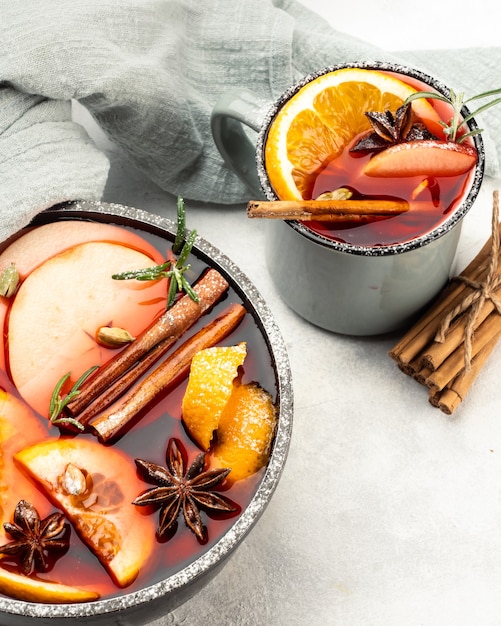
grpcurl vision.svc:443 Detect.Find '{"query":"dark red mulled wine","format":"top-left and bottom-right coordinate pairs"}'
top-left (0, 218), bottom-right (277, 601)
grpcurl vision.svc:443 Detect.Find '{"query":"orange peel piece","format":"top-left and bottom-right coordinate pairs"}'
top-left (182, 343), bottom-right (247, 450)
top-left (212, 382), bottom-right (277, 482)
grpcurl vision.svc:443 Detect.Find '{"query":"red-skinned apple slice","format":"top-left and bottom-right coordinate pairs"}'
top-left (15, 438), bottom-right (156, 588)
top-left (363, 140), bottom-right (477, 177)
top-left (8, 241), bottom-right (167, 418)
top-left (0, 221), bottom-right (165, 372)
top-left (0, 221), bottom-right (164, 278)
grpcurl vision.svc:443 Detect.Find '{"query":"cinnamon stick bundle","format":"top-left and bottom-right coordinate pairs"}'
top-left (389, 191), bottom-right (501, 414)
top-left (90, 303), bottom-right (246, 442)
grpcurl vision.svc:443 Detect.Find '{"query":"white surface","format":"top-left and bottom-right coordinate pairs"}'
top-left (74, 2), bottom-right (501, 625)
top-left (306, 0), bottom-right (499, 50)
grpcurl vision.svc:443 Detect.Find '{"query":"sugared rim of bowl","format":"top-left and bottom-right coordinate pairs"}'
top-left (0, 201), bottom-right (293, 620)
top-left (256, 60), bottom-right (485, 257)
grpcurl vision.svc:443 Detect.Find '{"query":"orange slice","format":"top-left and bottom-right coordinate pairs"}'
top-left (264, 67), bottom-right (443, 200)
top-left (0, 567), bottom-right (99, 603)
top-left (0, 393), bottom-right (98, 603)
top-left (182, 343), bottom-right (247, 450)
top-left (14, 438), bottom-right (156, 588)
top-left (0, 390), bottom-right (49, 544)
top-left (212, 383), bottom-right (277, 482)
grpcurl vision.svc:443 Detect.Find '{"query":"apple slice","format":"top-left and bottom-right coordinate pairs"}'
top-left (363, 140), bottom-right (477, 177)
top-left (15, 438), bottom-right (156, 588)
top-left (0, 220), bottom-right (164, 279)
top-left (8, 241), bottom-right (167, 418)
top-left (0, 220), bottom-right (165, 373)
top-left (0, 567), bottom-right (100, 603)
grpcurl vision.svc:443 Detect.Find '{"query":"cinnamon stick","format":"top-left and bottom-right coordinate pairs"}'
top-left (413, 365), bottom-right (433, 385)
top-left (419, 295), bottom-right (495, 371)
top-left (66, 268), bottom-right (229, 416)
top-left (434, 333), bottom-right (501, 414)
top-left (388, 224), bottom-right (500, 367)
top-left (425, 311), bottom-right (501, 393)
top-left (89, 303), bottom-right (246, 442)
top-left (389, 192), bottom-right (501, 413)
top-left (246, 199), bottom-right (409, 221)
top-left (73, 334), bottom-right (178, 427)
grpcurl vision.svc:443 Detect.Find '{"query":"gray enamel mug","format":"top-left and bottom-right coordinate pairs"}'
top-left (211, 61), bottom-right (485, 335)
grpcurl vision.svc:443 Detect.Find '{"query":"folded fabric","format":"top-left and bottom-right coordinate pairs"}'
top-left (1, 0), bottom-right (500, 241)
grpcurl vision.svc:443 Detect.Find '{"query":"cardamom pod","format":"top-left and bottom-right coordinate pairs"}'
top-left (97, 326), bottom-right (135, 348)
top-left (0, 263), bottom-right (20, 298)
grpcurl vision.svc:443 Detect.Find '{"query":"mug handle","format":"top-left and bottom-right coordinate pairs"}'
top-left (211, 88), bottom-right (270, 198)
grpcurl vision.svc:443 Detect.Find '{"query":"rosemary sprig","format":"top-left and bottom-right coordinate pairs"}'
top-left (111, 261), bottom-right (171, 282)
top-left (111, 197), bottom-right (199, 309)
top-left (49, 366), bottom-right (99, 430)
top-left (173, 196), bottom-right (186, 255)
top-left (405, 87), bottom-right (501, 143)
top-left (166, 228), bottom-right (199, 308)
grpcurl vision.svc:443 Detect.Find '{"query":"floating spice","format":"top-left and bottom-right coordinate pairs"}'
top-left (133, 438), bottom-right (238, 542)
top-left (96, 326), bottom-right (135, 348)
top-left (0, 500), bottom-right (69, 575)
top-left (0, 263), bottom-right (20, 298)
top-left (350, 102), bottom-right (435, 154)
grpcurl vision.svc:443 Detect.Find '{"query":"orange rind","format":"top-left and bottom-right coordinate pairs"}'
top-left (212, 382), bottom-right (277, 482)
top-left (0, 566), bottom-right (100, 603)
top-left (182, 343), bottom-right (247, 450)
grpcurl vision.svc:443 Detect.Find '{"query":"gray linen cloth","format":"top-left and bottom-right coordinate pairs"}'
top-left (1, 0), bottom-right (500, 242)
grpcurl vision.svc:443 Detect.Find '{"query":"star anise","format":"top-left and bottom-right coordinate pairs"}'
top-left (133, 438), bottom-right (238, 543)
top-left (350, 102), bottom-right (436, 154)
top-left (0, 500), bottom-right (69, 575)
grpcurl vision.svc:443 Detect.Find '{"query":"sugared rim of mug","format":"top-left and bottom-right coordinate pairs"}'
top-left (256, 60), bottom-right (486, 257)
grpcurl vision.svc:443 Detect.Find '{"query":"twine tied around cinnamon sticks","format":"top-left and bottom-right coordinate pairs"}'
top-left (435, 190), bottom-right (501, 372)
top-left (389, 190), bottom-right (501, 414)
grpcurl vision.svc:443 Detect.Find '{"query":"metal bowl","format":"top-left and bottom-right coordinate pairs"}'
top-left (0, 201), bottom-right (293, 626)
